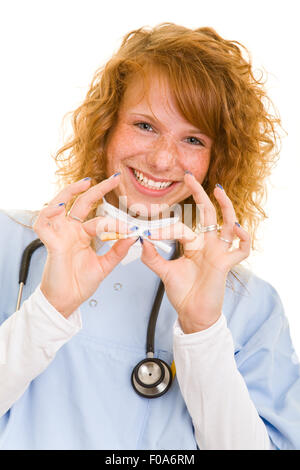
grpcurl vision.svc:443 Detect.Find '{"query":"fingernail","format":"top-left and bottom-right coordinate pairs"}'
top-left (58, 202), bottom-right (65, 206)
top-left (139, 236), bottom-right (144, 245)
top-left (109, 171), bottom-right (121, 179)
top-left (235, 221), bottom-right (241, 227)
top-left (78, 177), bottom-right (91, 182)
top-left (184, 170), bottom-right (193, 175)
top-left (216, 183), bottom-right (223, 190)
top-left (129, 225), bottom-right (139, 231)
top-left (143, 229), bottom-right (151, 237)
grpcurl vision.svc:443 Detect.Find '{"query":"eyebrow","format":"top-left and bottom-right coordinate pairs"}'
top-left (129, 112), bottom-right (206, 136)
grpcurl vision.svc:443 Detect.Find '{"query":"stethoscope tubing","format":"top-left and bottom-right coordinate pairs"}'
top-left (16, 238), bottom-right (180, 398)
top-left (16, 238), bottom-right (44, 310)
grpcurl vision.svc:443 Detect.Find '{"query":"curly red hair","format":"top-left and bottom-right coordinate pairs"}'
top-left (54, 23), bottom-right (282, 249)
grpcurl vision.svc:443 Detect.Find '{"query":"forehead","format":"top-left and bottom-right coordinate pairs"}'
top-left (119, 70), bottom-right (180, 118)
top-left (117, 66), bottom-right (214, 139)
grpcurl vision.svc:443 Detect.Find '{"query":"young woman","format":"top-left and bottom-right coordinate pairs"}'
top-left (0, 23), bottom-right (299, 450)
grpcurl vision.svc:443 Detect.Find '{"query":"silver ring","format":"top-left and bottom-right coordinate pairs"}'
top-left (195, 224), bottom-right (221, 234)
top-left (219, 237), bottom-right (233, 244)
top-left (67, 212), bottom-right (84, 223)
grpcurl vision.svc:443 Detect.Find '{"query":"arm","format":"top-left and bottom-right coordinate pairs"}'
top-left (0, 174), bottom-right (136, 417)
top-left (0, 285), bottom-right (81, 417)
top-left (173, 314), bottom-right (272, 450)
top-left (174, 279), bottom-right (300, 450)
top-left (140, 175), bottom-right (299, 449)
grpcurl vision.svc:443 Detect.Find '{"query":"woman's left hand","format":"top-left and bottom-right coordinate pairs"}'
top-left (141, 173), bottom-right (251, 334)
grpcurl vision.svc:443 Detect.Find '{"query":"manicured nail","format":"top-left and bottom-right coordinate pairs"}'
top-left (58, 202), bottom-right (65, 206)
top-left (143, 229), bottom-right (151, 237)
top-left (235, 222), bottom-right (241, 227)
top-left (78, 177), bottom-right (91, 182)
top-left (109, 171), bottom-right (121, 179)
top-left (184, 170), bottom-right (193, 175)
top-left (139, 236), bottom-right (144, 245)
top-left (216, 183), bottom-right (223, 190)
top-left (129, 225), bottom-right (139, 231)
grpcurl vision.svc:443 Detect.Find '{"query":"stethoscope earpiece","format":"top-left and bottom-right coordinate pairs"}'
top-left (131, 357), bottom-right (173, 398)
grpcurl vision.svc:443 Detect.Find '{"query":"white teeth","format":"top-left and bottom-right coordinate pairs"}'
top-left (133, 169), bottom-right (172, 190)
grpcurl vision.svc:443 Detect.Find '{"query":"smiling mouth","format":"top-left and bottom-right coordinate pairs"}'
top-left (130, 167), bottom-right (175, 190)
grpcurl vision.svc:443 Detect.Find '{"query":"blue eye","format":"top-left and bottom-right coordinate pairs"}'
top-left (135, 122), bottom-right (154, 132)
top-left (185, 136), bottom-right (204, 146)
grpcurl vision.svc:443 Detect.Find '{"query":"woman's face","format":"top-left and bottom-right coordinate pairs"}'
top-left (105, 72), bottom-right (212, 218)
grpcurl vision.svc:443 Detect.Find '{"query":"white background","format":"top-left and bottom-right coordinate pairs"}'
top-left (0, 0), bottom-right (299, 353)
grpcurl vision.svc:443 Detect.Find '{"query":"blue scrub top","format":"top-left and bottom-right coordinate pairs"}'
top-left (0, 208), bottom-right (299, 450)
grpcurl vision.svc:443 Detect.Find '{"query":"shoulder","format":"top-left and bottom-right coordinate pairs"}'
top-left (227, 264), bottom-right (282, 309)
top-left (0, 208), bottom-right (40, 242)
top-left (0, 208), bottom-right (39, 230)
top-left (0, 208), bottom-right (43, 319)
top-left (224, 264), bottom-right (285, 349)
top-left (0, 208), bottom-right (40, 262)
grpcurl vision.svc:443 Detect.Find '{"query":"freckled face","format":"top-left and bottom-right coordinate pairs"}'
top-left (105, 73), bottom-right (212, 218)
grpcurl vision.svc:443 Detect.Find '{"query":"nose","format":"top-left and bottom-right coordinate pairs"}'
top-left (146, 135), bottom-right (178, 173)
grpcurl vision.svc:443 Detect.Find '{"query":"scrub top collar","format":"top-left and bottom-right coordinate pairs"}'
top-left (97, 196), bottom-right (180, 233)
top-left (96, 196), bottom-right (178, 264)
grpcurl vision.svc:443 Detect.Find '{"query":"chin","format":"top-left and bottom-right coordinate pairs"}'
top-left (123, 193), bottom-right (182, 220)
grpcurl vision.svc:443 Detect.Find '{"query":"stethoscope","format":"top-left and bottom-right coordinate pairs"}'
top-left (16, 238), bottom-right (180, 399)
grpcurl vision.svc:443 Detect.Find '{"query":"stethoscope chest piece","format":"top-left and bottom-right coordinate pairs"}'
top-left (131, 357), bottom-right (172, 398)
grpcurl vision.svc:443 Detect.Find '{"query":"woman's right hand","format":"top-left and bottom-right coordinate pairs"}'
top-left (33, 174), bottom-right (136, 318)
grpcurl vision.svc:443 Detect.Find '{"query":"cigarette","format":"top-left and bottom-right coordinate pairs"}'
top-left (99, 231), bottom-right (173, 254)
top-left (99, 232), bottom-right (137, 241)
